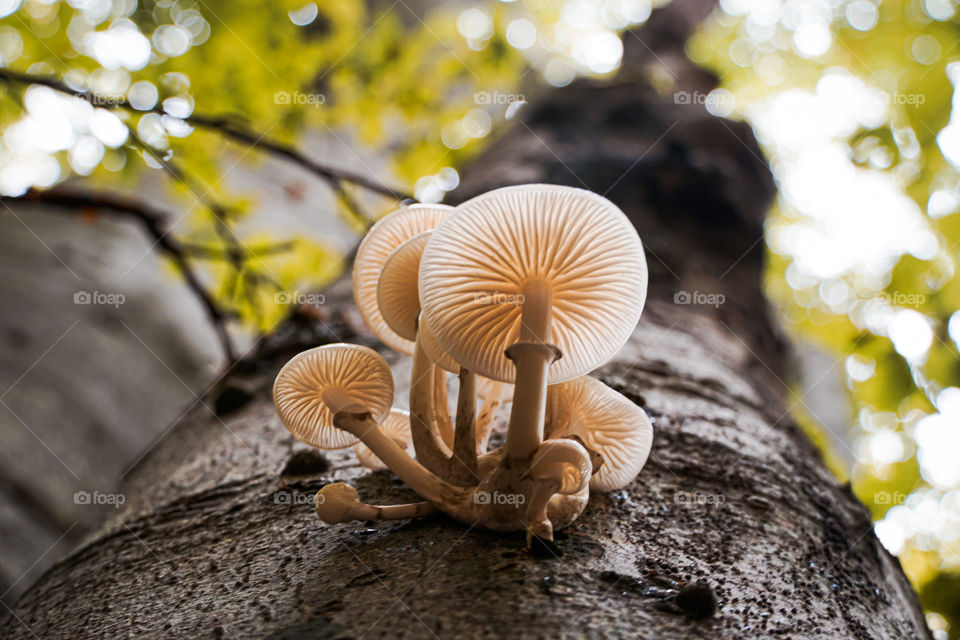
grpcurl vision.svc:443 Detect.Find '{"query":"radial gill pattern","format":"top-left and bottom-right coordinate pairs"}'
top-left (378, 231), bottom-right (432, 343)
top-left (420, 313), bottom-right (460, 373)
top-left (273, 344), bottom-right (394, 449)
top-left (353, 204), bottom-right (451, 354)
top-left (418, 184), bottom-right (647, 383)
top-left (546, 375), bottom-right (653, 491)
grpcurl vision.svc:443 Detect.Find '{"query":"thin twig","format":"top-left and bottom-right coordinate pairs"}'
top-left (0, 68), bottom-right (413, 201)
top-left (179, 241), bottom-right (295, 260)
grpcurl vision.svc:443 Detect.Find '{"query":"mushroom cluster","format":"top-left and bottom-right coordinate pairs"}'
top-left (273, 185), bottom-right (653, 545)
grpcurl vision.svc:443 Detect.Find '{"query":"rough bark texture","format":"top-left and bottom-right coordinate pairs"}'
top-left (2, 2), bottom-right (930, 638)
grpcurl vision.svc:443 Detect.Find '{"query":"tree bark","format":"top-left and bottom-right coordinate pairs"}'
top-left (1, 2), bottom-right (930, 638)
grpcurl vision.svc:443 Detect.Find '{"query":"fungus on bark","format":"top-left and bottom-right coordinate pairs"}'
top-left (546, 376), bottom-right (653, 491)
top-left (272, 183), bottom-right (653, 544)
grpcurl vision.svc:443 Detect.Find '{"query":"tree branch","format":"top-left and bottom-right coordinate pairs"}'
top-left (0, 68), bottom-right (414, 202)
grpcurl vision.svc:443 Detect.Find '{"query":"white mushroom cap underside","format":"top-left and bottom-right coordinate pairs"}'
top-left (547, 375), bottom-right (653, 491)
top-left (377, 231), bottom-right (432, 343)
top-left (273, 344), bottom-right (394, 449)
top-left (353, 205), bottom-right (451, 354)
top-left (419, 184), bottom-right (647, 383)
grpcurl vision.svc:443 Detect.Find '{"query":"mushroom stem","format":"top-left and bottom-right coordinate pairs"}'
top-left (334, 407), bottom-right (465, 508)
top-left (433, 367), bottom-right (455, 448)
top-left (316, 483), bottom-right (438, 524)
top-left (350, 500), bottom-right (438, 521)
top-left (503, 281), bottom-right (557, 465)
top-left (522, 439), bottom-right (592, 545)
top-left (320, 387), bottom-right (354, 414)
top-left (450, 368), bottom-right (478, 482)
top-left (410, 328), bottom-right (456, 478)
top-left (411, 325), bottom-right (483, 486)
top-left (525, 479), bottom-right (562, 544)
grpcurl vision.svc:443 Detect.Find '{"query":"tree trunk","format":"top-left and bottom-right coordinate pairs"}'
top-left (1, 2), bottom-right (930, 638)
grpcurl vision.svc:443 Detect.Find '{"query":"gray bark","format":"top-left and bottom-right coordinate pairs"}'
top-left (1, 2), bottom-right (930, 637)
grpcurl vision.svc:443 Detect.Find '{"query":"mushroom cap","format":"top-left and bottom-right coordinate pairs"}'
top-left (419, 313), bottom-right (460, 373)
top-left (273, 344), bottom-right (394, 449)
top-left (316, 483), bottom-right (360, 524)
top-left (377, 231), bottom-right (432, 343)
top-left (353, 204), bottom-right (451, 354)
top-left (546, 376), bottom-right (652, 491)
top-left (355, 408), bottom-right (412, 471)
top-left (418, 184), bottom-right (647, 383)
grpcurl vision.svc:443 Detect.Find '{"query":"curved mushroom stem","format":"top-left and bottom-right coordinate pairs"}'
top-left (315, 484), bottom-right (438, 524)
top-left (347, 500), bottom-right (438, 522)
top-left (410, 327), bottom-right (481, 486)
top-left (449, 368), bottom-right (478, 484)
top-left (410, 329), bottom-right (456, 477)
top-left (525, 480), bottom-right (562, 544)
top-left (334, 407), bottom-right (466, 508)
top-left (433, 367), bottom-right (455, 448)
top-left (503, 280), bottom-right (557, 467)
top-left (521, 439), bottom-right (591, 545)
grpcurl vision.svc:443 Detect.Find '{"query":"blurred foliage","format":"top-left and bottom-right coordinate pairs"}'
top-left (0, 0), bottom-right (657, 335)
top-left (0, 0), bottom-right (532, 333)
top-left (691, 0), bottom-right (960, 635)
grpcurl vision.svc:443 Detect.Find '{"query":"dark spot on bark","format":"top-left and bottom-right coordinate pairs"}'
top-left (675, 583), bottom-right (717, 619)
top-left (281, 450), bottom-right (329, 477)
top-left (6, 326), bottom-right (29, 349)
top-left (214, 383), bottom-right (254, 416)
top-left (528, 536), bottom-right (563, 559)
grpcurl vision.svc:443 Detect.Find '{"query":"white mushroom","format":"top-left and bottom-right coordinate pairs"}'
top-left (546, 376), bottom-right (653, 491)
top-left (419, 184), bottom-right (647, 468)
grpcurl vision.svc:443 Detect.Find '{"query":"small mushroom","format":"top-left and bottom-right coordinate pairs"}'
top-left (419, 184), bottom-right (647, 466)
top-left (315, 482), bottom-right (437, 524)
top-left (546, 376), bottom-right (653, 491)
top-left (354, 408), bottom-right (413, 471)
top-left (272, 345), bottom-right (455, 509)
top-left (273, 344), bottom-right (394, 449)
top-left (522, 438), bottom-right (592, 544)
top-left (353, 204), bottom-right (450, 354)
